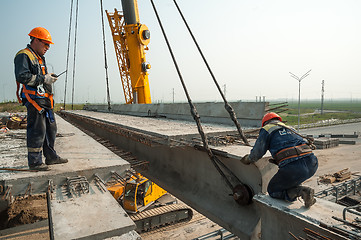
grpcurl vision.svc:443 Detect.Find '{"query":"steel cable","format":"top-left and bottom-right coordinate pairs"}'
top-left (150, 0), bottom-right (243, 191)
top-left (172, 0), bottom-right (249, 146)
top-left (71, 0), bottom-right (79, 110)
top-left (100, 0), bottom-right (112, 111)
top-left (63, 0), bottom-right (74, 109)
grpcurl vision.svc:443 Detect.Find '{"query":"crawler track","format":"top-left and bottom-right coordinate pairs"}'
top-left (130, 204), bottom-right (193, 233)
top-left (139, 208), bottom-right (205, 236)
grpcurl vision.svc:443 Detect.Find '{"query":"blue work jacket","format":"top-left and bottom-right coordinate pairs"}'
top-left (249, 120), bottom-right (310, 167)
top-left (14, 45), bottom-right (52, 109)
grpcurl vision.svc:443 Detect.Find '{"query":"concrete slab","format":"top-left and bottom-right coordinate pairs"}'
top-left (254, 194), bottom-right (355, 239)
top-left (67, 110), bottom-right (236, 137)
top-left (0, 114), bottom-right (131, 196)
top-left (0, 220), bottom-right (48, 239)
top-left (50, 181), bottom-right (135, 240)
top-left (84, 102), bottom-right (266, 128)
top-left (104, 230), bottom-right (141, 240)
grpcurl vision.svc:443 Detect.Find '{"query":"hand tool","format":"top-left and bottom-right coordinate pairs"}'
top-left (51, 70), bottom-right (67, 78)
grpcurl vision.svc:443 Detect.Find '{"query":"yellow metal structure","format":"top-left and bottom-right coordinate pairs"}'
top-left (107, 182), bottom-right (125, 200)
top-left (106, 7), bottom-right (152, 104)
top-left (123, 175), bottom-right (167, 213)
top-left (108, 173), bottom-right (167, 213)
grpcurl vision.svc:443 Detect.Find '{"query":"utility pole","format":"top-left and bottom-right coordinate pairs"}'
top-left (223, 84), bottom-right (226, 98)
top-left (321, 80), bottom-right (324, 115)
top-left (2, 84), bottom-right (5, 102)
top-left (172, 88), bottom-right (175, 103)
top-left (289, 69), bottom-right (312, 132)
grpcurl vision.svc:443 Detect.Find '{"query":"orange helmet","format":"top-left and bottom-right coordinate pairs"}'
top-left (262, 112), bottom-right (282, 126)
top-left (28, 27), bottom-right (54, 44)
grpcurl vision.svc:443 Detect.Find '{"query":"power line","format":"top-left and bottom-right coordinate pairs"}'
top-left (71, 0), bottom-right (79, 110)
top-left (63, 0), bottom-right (74, 109)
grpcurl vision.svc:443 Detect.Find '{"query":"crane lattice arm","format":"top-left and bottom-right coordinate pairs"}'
top-left (106, 4), bottom-right (152, 104)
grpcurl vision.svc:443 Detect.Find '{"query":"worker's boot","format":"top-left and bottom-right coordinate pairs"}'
top-left (29, 163), bottom-right (50, 171)
top-left (287, 186), bottom-right (316, 208)
top-left (45, 157), bottom-right (68, 165)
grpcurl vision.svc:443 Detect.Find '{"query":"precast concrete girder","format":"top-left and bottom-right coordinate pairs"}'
top-left (59, 110), bottom-right (353, 240)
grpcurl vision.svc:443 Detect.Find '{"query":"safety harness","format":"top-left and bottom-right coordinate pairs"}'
top-left (270, 122), bottom-right (316, 165)
top-left (16, 48), bottom-right (54, 113)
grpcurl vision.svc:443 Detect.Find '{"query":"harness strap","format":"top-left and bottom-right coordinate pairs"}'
top-left (274, 143), bottom-right (312, 165)
top-left (273, 122), bottom-right (316, 150)
top-left (16, 82), bottom-right (22, 103)
top-left (19, 48), bottom-right (53, 112)
top-left (24, 91), bottom-right (44, 113)
top-left (22, 88), bottom-right (52, 98)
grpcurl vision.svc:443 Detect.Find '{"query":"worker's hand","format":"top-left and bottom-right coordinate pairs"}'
top-left (44, 73), bottom-right (58, 84)
top-left (240, 154), bottom-right (252, 165)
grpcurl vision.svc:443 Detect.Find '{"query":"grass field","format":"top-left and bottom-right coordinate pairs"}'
top-left (273, 100), bottom-right (361, 125)
top-left (0, 101), bottom-right (85, 113)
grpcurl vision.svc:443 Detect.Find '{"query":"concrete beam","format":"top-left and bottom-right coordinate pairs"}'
top-left (254, 195), bottom-right (349, 239)
top-left (59, 110), bottom-right (357, 239)
top-left (84, 102), bottom-right (266, 128)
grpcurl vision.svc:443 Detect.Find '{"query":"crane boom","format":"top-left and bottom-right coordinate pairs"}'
top-left (106, 0), bottom-right (151, 104)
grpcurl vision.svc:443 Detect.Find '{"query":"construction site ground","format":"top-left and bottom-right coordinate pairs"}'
top-left (0, 113), bottom-right (360, 240)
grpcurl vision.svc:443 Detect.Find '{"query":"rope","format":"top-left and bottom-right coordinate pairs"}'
top-left (274, 122), bottom-right (316, 150)
top-left (63, 0), bottom-right (74, 109)
top-left (100, 0), bottom-right (111, 111)
top-left (150, 0), bottom-right (243, 191)
top-left (172, 0), bottom-right (250, 146)
top-left (71, 0), bottom-right (79, 110)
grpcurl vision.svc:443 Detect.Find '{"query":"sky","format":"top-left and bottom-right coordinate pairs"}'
top-left (1, 0), bottom-right (361, 104)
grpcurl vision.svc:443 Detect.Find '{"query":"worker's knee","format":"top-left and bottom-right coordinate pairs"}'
top-left (268, 190), bottom-right (286, 200)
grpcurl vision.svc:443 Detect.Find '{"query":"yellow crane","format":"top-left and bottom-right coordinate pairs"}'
top-left (106, 0), bottom-right (151, 104)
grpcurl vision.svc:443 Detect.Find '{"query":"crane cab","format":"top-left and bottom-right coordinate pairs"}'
top-left (123, 176), bottom-right (167, 213)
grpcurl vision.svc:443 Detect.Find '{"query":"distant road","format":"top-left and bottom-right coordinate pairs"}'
top-left (299, 122), bottom-right (361, 144)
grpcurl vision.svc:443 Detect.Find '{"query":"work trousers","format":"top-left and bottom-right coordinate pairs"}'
top-left (267, 154), bottom-right (318, 201)
top-left (26, 103), bottom-right (58, 166)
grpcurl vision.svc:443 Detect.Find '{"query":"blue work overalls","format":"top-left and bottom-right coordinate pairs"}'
top-left (14, 45), bottom-right (58, 166)
top-left (249, 121), bottom-right (318, 201)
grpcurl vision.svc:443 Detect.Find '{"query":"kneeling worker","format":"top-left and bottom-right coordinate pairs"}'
top-left (240, 112), bottom-right (318, 207)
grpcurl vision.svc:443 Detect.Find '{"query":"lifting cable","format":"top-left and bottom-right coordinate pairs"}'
top-left (71, 0), bottom-right (79, 110)
top-left (150, 0), bottom-right (252, 205)
top-left (100, 0), bottom-right (112, 111)
top-left (63, 0), bottom-right (74, 109)
top-left (172, 0), bottom-right (249, 146)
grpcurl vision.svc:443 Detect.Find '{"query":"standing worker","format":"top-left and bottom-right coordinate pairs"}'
top-left (14, 27), bottom-right (68, 171)
top-left (240, 112), bottom-right (318, 208)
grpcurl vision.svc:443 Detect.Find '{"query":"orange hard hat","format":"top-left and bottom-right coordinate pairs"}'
top-left (28, 27), bottom-right (54, 44)
top-left (262, 112), bottom-right (282, 127)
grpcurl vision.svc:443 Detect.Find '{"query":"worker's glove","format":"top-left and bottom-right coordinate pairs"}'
top-left (268, 158), bottom-right (278, 165)
top-left (44, 73), bottom-right (58, 85)
top-left (240, 154), bottom-right (252, 165)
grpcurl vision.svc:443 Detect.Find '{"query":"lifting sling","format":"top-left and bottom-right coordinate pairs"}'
top-left (150, 0), bottom-right (253, 205)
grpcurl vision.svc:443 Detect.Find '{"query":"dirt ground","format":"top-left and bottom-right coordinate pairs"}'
top-left (0, 195), bottom-right (47, 230)
top-left (0, 123), bottom-right (360, 239)
top-left (304, 143), bottom-right (361, 193)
